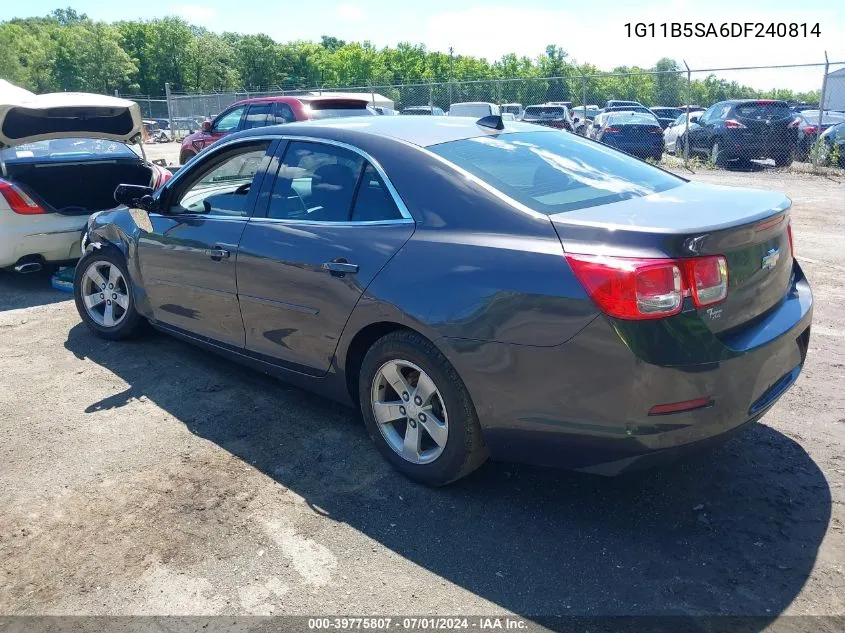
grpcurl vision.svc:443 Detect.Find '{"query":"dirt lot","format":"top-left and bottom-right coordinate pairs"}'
top-left (0, 164), bottom-right (843, 625)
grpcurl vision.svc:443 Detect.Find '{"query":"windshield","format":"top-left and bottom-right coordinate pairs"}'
top-left (0, 138), bottom-right (137, 163)
top-left (429, 131), bottom-right (682, 214)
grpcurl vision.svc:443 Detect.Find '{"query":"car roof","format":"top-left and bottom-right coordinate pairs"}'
top-left (232, 116), bottom-right (552, 148)
top-left (230, 95), bottom-right (369, 107)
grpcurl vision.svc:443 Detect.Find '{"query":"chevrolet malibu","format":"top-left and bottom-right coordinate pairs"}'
top-left (74, 116), bottom-right (812, 486)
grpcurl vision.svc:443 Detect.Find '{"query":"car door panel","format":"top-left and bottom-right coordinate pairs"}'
top-left (237, 220), bottom-right (414, 374)
top-left (138, 216), bottom-right (249, 344)
top-left (137, 140), bottom-right (275, 347)
top-left (235, 139), bottom-right (415, 375)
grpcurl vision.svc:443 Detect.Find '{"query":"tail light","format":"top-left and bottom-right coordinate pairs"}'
top-left (0, 179), bottom-right (45, 215)
top-left (787, 221), bottom-right (795, 258)
top-left (788, 118), bottom-right (802, 129)
top-left (801, 126), bottom-right (817, 134)
top-left (649, 127), bottom-right (663, 134)
top-left (724, 120), bottom-right (746, 129)
top-left (566, 254), bottom-right (729, 320)
top-left (152, 166), bottom-right (172, 189)
top-left (604, 126), bottom-right (621, 133)
top-left (681, 256), bottom-right (728, 307)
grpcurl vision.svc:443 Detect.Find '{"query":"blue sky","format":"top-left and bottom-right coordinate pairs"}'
top-left (3, 0), bottom-right (843, 91)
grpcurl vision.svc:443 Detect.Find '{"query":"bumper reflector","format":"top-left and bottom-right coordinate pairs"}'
top-left (648, 397), bottom-right (713, 416)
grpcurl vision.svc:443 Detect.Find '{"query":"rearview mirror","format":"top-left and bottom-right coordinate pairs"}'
top-left (202, 120), bottom-right (212, 132)
top-left (114, 184), bottom-right (156, 209)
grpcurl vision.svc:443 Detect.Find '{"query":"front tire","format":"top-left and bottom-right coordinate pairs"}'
top-left (73, 249), bottom-right (143, 340)
top-left (359, 330), bottom-right (487, 486)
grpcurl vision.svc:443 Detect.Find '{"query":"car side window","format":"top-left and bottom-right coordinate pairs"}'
top-left (835, 124), bottom-right (845, 140)
top-left (699, 104), bottom-right (719, 124)
top-left (172, 142), bottom-right (270, 217)
top-left (265, 141), bottom-right (364, 222)
top-left (211, 106), bottom-right (246, 133)
top-left (273, 102), bottom-right (296, 124)
top-left (672, 114), bottom-right (685, 126)
top-left (351, 165), bottom-right (402, 222)
top-left (242, 103), bottom-right (271, 130)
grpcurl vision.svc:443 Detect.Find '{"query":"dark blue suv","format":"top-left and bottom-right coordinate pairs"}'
top-left (686, 99), bottom-right (798, 167)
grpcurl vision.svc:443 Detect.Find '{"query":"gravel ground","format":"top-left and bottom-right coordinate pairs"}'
top-left (0, 162), bottom-right (843, 625)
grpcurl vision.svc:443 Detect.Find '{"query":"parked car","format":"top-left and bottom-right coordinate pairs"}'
top-left (179, 95), bottom-right (375, 164)
top-left (522, 104), bottom-right (574, 131)
top-left (792, 110), bottom-right (845, 161)
top-left (664, 111), bottom-right (703, 155)
top-left (401, 106), bottom-right (445, 116)
top-left (818, 122), bottom-right (845, 167)
top-left (588, 108), bottom-right (654, 139)
top-left (650, 107), bottom-right (685, 129)
top-left (593, 111), bottom-right (665, 160)
top-left (500, 103), bottom-right (524, 119)
top-left (74, 116), bottom-right (812, 485)
top-left (448, 102), bottom-right (500, 117)
top-left (0, 93), bottom-right (170, 272)
top-left (372, 106), bottom-right (399, 116)
top-left (686, 99), bottom-right (798, 167)
top-left (681, 105), bottom-right (705, 113)
top-left (571, 105), bottom-right (601, 121)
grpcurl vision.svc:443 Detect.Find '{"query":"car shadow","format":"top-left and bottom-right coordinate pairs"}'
top-left (0, 269), bottom-right (71, 311)
top-left (65, 323), bottom-right (831, 621)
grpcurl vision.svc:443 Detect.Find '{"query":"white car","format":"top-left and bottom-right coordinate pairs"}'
top-left (663, 111), bottom-right (703, 155)
top-left (0, 92), bottom-right (170, 272)
top-left (448, 102), bottom-right (500, 118)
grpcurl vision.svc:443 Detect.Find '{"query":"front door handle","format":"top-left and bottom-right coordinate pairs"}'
top-left (205, 248), bottom-right (230, 261)
top-left (322, 260), bottom-right (359, 276)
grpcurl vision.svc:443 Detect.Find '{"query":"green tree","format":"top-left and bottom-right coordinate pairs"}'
top-left (653, 57), bottom-right (682, 106)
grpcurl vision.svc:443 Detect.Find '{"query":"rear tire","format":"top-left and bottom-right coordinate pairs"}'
top-left (73, 249), bottom-right (143, 341)
top-left (710, 139), bottom-right (726, 166)
top-left (774, 153), bottom-right (793, 168)
top-left (358, 330), bottom-right (487, 486)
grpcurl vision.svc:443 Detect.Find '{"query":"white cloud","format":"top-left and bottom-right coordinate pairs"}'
top-left (338, 4), bottom-right (364, 21)
top-left (173, 4), bottom-right (217, 23)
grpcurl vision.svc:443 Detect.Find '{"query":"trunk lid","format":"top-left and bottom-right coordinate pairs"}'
top-left (551, 182), bottom-right (793, 334)
top-left (0, 93), bottom-right (143, 149)
top-left (732, 101), bottom-right (795, 151)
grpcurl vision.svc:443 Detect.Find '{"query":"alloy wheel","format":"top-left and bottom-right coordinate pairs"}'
top-left (370, 359), bottom-right (449, 464)
top-left (80, 260), bottom-right (130, 328)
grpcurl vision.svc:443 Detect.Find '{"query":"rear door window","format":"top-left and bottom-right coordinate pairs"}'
top-left (273, 102), bottom-right (296, 124)
top-left (242, 103), bottom-right (272, 130)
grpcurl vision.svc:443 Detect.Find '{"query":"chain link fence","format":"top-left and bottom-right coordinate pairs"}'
top-left (127, 60), bottom-right (845, 172)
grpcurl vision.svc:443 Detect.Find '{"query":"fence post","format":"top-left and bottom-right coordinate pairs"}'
top-left (164, 82), bottom-right (174, 139)
top-left (815, 52), bottom-right (830, 166)
top-left (683, 60), bottom-right (691, 166)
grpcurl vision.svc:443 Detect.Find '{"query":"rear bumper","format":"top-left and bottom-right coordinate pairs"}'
top-left (0, 209), bottom-right (86, 268)
top-left (445, 263), bottom-right (812, 475)
top-left (604, 138), bottom-right (664, 157)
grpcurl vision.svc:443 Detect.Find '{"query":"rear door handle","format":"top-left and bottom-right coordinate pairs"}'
top-left (205, 248), bottom-right (230, 261)
top-left (322, 260), bottom-right (359, 275)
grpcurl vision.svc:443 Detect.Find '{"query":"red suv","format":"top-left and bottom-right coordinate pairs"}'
top-left (179, 95), bottom-right (374, 164)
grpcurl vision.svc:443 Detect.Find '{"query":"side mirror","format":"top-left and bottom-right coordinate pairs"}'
top-left (114, 184), bottom-right (156, 209)
top-left (202, 120), bottom-right (212, 133)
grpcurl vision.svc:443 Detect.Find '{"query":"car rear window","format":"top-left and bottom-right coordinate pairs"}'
top-left (429, 131), bottom-right (682, 214)
top-left (307, 108), bottom-right (377, 120)
top-left (734, 102), bottom-right (792, 120)
top-left (0, 138), bottom-right (137, 163)
top-left (607, 113), bottom-right (659, 125)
